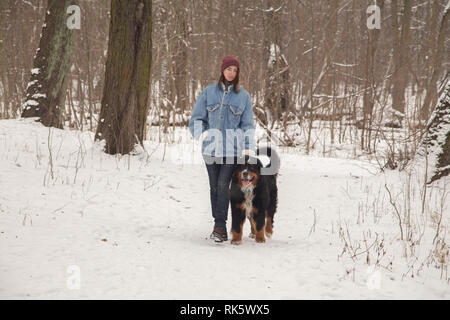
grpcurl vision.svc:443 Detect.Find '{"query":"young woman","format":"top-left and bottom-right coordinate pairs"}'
top-left (188, 55), bottom-right (256, 242)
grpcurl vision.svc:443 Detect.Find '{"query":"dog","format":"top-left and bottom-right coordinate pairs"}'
top-left (230, 146), bottom-right (280, 244)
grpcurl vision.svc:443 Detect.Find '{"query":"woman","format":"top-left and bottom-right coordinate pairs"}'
top-left (188, 55), bottom-right (256, 242)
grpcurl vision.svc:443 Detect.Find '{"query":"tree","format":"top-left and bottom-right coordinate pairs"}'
top-left (361, 0), bottom-right (384, 151)
top-left (263, 1), bottom-right (290, 125)
top-left (390, 0), bottom-right (412, 121)
top-left (420, 0), bottom-right (449, 121)
top-left (417, 81), bottom-right (450, 184)
top-left (95, 0), bottom-right (152, 155)
top-left (21, 0), bottom-right (78, 128)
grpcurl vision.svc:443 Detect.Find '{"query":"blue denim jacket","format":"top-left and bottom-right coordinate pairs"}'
top-left (189, 83), bottom-right (256, 157)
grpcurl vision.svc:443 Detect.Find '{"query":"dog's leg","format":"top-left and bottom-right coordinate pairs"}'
top-left (231, 205), bottom-right (245, 245)
top-left (253, 212), bottom-right (266, 243)
top-left (249, 217), bottom-right (256, 238)
top-left (265, 210), bottom-right (273, 238)
top-left (266, 186), bottom-right (277, 238)
top-left (248, 207), bottom-right (258, 238)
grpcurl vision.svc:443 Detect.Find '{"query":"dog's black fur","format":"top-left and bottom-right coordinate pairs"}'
top-left (230, 146), bottom-right (279, 244)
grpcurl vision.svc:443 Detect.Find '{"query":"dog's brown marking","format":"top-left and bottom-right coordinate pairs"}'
top-left (265, 216), bottom-right (273, 238)
top-left (249, 215), bottom-right (257, 238)
top-left (247, 171), bottom-right (258, 186)
top-left (251, 217), bottom-right (265, 243)
top-left (255, 227), bottom-right (266, 243)
top-left (231, 221), bottom-right (245, 245)
top-left (236, 172), bottom-right (243, 185)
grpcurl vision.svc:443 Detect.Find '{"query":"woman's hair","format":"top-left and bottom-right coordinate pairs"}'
top-left (217, 70), bottom-right (240, 93)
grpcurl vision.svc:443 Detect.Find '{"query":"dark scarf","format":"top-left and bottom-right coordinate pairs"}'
top-left (223, 79), bottom-right (232, 91)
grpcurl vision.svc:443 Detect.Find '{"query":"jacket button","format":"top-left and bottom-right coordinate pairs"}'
top-left (220, 116), bottom-right (223, 119)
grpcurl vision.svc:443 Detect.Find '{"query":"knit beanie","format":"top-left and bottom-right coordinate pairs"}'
top-left (221, 55), bottom-right (240, 73)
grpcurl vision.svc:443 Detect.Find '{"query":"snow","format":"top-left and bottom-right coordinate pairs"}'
top-left (416, 83), bottom-right (450, 175)
top-left (32, 93), bottom-right (46, 99)
top-left (23, 99), bottom-right (38, 107)
top-left (31, 68), bottom-right (40, 75)
top-left (26, 80), bottom-right (38, 89)
top-left (332, 62), bottom-right (357, 67)
top-left (267, 43), bottom-right (288, 68)
top-left (0, 118), bottom-right (448, 299)
top-left (268, 43), bottom-right (278, 67)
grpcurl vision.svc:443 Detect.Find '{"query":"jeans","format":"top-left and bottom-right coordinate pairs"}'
top-left (203, 155), bottom-right (237, 229)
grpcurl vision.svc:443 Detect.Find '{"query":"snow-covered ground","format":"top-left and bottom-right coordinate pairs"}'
top-left (0, 118), bottom-right (448, 299)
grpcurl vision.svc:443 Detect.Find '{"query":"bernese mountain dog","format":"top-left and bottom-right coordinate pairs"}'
top-left (230, 146), bottom-right (280, 244)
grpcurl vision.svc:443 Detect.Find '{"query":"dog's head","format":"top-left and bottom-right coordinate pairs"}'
top-left (233, 155), bottom-right (262, 187)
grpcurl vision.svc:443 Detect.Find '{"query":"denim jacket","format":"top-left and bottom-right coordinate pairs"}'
top-left (189, 83), bottom-right (256, 157)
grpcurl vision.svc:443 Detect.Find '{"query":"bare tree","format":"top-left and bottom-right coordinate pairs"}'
top-left (21, 0), bottom-right (78, 128)
top-left (95, 0), bottom-right (152, 155)
top-left (263, 1), bottom-right (290, 125)
top-left (418, 81), bottom-right (450, 183)
top-left (420, 0), bottom-right (450, 121)
top-left (390, 0), bottom-right (412, 122)
top-left (361, 0), bottom-right (384, 151)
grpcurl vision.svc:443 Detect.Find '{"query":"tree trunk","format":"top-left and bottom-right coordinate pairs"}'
top-left (420, 0), bottom-right (449, 121)
top-left (21, 0), bottom-right (78, 128)
top-left (173, 0), bottom-right (190, 116)
top-left (263, 1), bottom-right (289, 124)
top-left (418, 81), bottom-right (450, 184)
top-left (391, 0), bottom-right (412, 119)
top-left (362, 0), bottom-right (384, 151)
top-left (95, 0), bottom-right (152, 155)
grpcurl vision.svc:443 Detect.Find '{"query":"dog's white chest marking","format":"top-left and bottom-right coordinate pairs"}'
top-left (240, 184), bottom-right (255, 219)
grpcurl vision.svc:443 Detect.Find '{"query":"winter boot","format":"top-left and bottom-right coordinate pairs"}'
top-left (210, 226), bottom-right (228, 242)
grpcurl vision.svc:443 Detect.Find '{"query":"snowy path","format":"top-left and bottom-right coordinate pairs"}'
top-left (0, 119), bottom-right (448, 299)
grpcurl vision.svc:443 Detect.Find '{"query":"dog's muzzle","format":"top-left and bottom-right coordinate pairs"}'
top-left (241, 171), bottom-right (254, 186)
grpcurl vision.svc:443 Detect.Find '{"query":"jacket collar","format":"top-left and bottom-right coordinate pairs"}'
top-left (220, 82), bottom-right (234, 92)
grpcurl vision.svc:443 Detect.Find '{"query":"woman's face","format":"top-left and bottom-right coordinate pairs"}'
top-left (223, 66), bottom-right (238, 82)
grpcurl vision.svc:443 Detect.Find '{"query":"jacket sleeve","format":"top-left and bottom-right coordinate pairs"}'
top-left (188, 90), bottom-right (208, 140)
top-left (239, 94), bottom-right (256, 153)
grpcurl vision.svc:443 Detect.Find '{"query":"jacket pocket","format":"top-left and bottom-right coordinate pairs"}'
top-left (229, 104), bottom-right (244, 127)
top-left (206, 103), bottom-right (220, 127)
top-left (206, 103), bottom-right (220, 112)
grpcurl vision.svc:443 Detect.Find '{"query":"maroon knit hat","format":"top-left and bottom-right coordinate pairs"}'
top-left (221, 55), bottom-right (240, 73)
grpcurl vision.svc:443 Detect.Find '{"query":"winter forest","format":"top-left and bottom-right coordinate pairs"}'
top-left (0, 0), bottom-right (449, 300)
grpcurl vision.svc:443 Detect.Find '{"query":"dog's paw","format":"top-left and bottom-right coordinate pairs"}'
top-left (255, 237), bottom-right (266, 243)
top-left (248, 232), bottom-right (255, 239)
top-left (265, 231), bottom-right (273, 239)
top-left (231, 239), bottom-right (242, 245)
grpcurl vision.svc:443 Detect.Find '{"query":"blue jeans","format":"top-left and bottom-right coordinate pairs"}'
top-left (203, 155), bottom-right (237, 229)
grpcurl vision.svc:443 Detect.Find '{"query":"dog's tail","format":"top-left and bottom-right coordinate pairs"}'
top-left (257, 146), bottom-right (280, 176)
